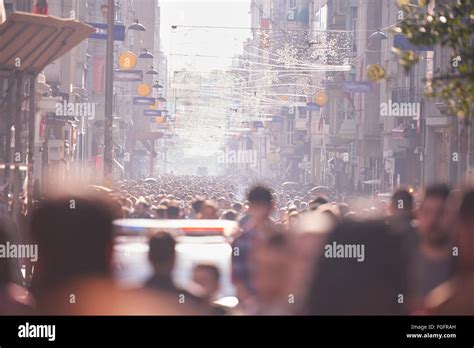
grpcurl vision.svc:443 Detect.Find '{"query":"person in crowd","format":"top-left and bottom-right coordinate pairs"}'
top-left (133, 198), bottom-right (153, 219)
top-left (231, 185), bottom-right (281, 309)
top-left (308, 195), bottom-right (329, 211)
top-left (388, 188), bottom-right (415, 231)
top-left (145, 232), bottom-right (206, 309)
top-left (249, 233), bottom-right (293, 315)
top-left (232, 202), bottom-right (243, 215)
top-left (0, 227), bottom-right (33, 315)
top-left (425, 189), bottom-right (474, 315)
top-left (191, 199), bottom-right (205, 219)
top-left (221, 209), bottom-right (237, 221)
top-left (30, 194), bottom-right (199, 315)
top-left (304, 219), bottom-right (409, 315)
top-left (199, 200), bottom-right (219, 219)
top-left (192, 263), bottom-right (221, 302)
top-left (153, 204), bottom-right (168, 219)
top-left (217, 197), bottom-right (228, 211)
top-left (167, 200), bottom-right (181, 219)
top-left (299, 201), bottom-right (308, 212)
top-left (410, 184), bottom-right (456, 310)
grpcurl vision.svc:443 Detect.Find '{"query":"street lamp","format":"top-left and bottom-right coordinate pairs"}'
top-left (153, 82), bottom-right (163, 89)
top-left (139, 49), bottom-right (154, 59)
top-left (157, 96), bottom-right (167, 102)
top-left (146, 66), bottom-right (159, 75)
top-left (369, 29), bottom-right (388, 41)
top-left (128, 19), bottom-right (145, 31)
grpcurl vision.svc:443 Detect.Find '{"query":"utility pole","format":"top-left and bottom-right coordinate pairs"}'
top-left (103, 0), bottom-right (114, 186)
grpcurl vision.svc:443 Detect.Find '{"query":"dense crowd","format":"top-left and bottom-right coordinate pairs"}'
top-left (1, 174), bottom-right (474, 315)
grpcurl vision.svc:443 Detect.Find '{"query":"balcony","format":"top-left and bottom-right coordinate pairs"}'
top-left (391, 87), bottom-right (423, 104)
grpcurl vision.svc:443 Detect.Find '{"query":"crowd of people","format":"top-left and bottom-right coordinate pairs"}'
top-left (0, 174), bottom-right (474, 315)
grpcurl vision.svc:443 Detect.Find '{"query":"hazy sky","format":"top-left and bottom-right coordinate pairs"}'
top-left (160, 0), bottom-right (252, 73)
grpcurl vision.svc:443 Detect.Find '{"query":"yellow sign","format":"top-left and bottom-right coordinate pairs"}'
top-left (118, 51), bottom-right (137, 70)
top-left (314, 91), bottom-right (328, 106)
top-left (137, 83), bottom-right (151, 97)
top-left (366, 64), bottom-right (386, 82)
top-left (149, 100), bottom-right (163, 110)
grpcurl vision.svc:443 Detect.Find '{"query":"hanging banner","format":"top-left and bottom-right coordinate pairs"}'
top-left (87, 22), bottom-right (126, 41)
top-left (341, 81), bottom-right (373, 93)
top-left (114, 70), bottom-right (143, 82)
top-left (133, 97), bottom-right (155, 105)
top-left (144, 110), bottom-right (162, 116)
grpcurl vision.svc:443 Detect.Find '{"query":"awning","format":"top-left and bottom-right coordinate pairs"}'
top-left (392, 123), bottom-right (416, 139)
top-left (0, 12), bottom-right (95, 75)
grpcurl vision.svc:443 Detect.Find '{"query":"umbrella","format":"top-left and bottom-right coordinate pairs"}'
top-left (310, 186), bottom-right (331, 193)
top-left (144, 178), bottom-right (158, 183)
top-left (282, 181), bottom-right (297, 187)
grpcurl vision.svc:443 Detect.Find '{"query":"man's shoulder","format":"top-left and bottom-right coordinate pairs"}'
top-left (238, 214), bottom-right (251, 226)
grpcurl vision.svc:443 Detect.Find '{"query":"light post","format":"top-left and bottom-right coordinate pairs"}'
top-left (103, 0), bottom-right (114, 186)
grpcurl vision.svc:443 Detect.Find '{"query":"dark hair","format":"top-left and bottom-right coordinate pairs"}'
top-left (424, 183), bottom-right (450, 202)
top-left (247, 185), bottom-right (273, 205)
top-left (459, 189), bottom-right (474, 223)
top-left (391, 188), bottom-right (413, 212)
top-left (309, 195), bottom-right (329, 210)
top-left (222, 210), bottom-right (237, 221)
top-left (167, 203), bottom-right (180, 219)
top-left (154, 205), bottom-right (168, 219)
top-left (30, 194), bottom-right (114, 287)
top-left (149, 232), bottom-right (176, 264)
top-left (194, 263), bottom-right (220, 282)
top-left (192, 199), bottom-right (205, 214)
top-left (305, 219), bottom-right (408, 315)
top-left (232, 202), bottom-right (243, 212)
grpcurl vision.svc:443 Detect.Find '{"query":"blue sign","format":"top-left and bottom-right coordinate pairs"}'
top-left (342, 81), bottom-right (373, 93)
top-left (133, 97), bottom-right (156, 105)
top-left (271, 116), bottom-right (284, 123)
top-left (393, 34), bottom-right (433, 51)
top-left (144, 110), bottom-right (162, 116)
top-left (114, 70), bottom-right (143, 82)
top-left (306, 102), bottom-right (320, 111)
top-left (88, 22), bottom-right (126, 41)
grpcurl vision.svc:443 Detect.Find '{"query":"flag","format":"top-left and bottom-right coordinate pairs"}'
top-left (33, 0), bottom-right (48, 15)
top-left (340, 72), bottom-right (356, 111)
top-left (93, 57), bottom-right (105, 93)
top-left (318, 108), bottom-right (324, 131)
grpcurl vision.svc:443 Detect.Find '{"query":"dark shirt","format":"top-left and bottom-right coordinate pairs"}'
top-left (413, 250), bottom-right (455, 299)
top-left (232, 214), bottom-right (258, 294)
